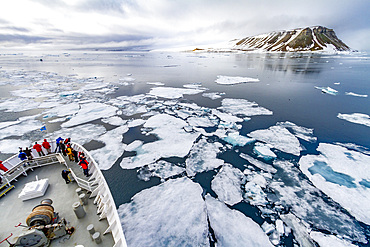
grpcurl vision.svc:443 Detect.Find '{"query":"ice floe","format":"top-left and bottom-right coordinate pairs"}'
top-left (205, 195), bottom-right (273, 247)
top-left (215, 75), bottom-right (260, 85)
top-left (0, 139), bottom-right (32, 154)
top-left (121, 114), bottom-right (200, 169)
top-left (337, 113), bottom-right (370, 127)
top-left (0, 98), bottom-right (41, 112)
top-left (253, 142), bottom-right (277, 160)
top-left (202, 92), bottom-right (224, 100)
top-left (240, 153), bottom-right (277, 173)
top-left (248, 125), bottom-right (302, 156)
top-left (90, 125), bottom-right (129, 170)
top-left (218, 98), bottom-right (273, 117)
top-left (345, 92), bottom-right (368, 97)
top-left (42, 102), bottom-right (80, 119)
top-left (101, 116), bottom-right (127, 126)
top-left (61, 102), bottom-right (118, 127)
top-left (299, 143), bottom-right (370, 225)
top-left (185, 137), bottom-right (224, 177)
top-left (222, 132), bottom-right (255, 146)
top-left (118, 178), bottom-right (209, 247)
top-left (315, 86), bottom-right (338, 95)
top-left (138, 160), bottom-right (185, 182)
top-left (276, 121), bottom-right (317, 142)
top-left (211, 163), bottom-right (245, 205)
top-left (148, 86), bottom-right (205, 99)
top-left (310, 231), bottom-right (357, 247)
top-left (0, 119), bottom-right (43, 139)
top-left (186, 116), bottom-right (217, 128)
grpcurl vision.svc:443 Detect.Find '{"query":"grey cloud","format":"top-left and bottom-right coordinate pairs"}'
top-left (0, 34), bottom-right (50, 44)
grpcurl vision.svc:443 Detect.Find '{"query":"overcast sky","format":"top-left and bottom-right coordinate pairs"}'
top-left (0, 0), bottom-right (369, 51)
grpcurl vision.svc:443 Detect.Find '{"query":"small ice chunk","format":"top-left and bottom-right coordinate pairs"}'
top-left (275, 219), bottom-right (285, 236)
top-left (148, 86), bottom-right (205, 99)
top-left (128, 119), bottom-right (146, 128)
top-left (101, 116), bottom-right (127, 126)
top-left (205, 195), bottom-right (273, 247)
top-left (202, 92), bottom-right (224, 100)
top-left (147, 82), bottom-right (165, 86)
top-left (211, 163), bottom-right (245, 206)
top-left (218, 98), bottom-right (273, 117)
top-left (244, 181), bottom-right (268, 206)
top-left (240, 153), bottom-right (277, 173)
top-left (337, 113), bottom-right (370, 127)
top-left (118, 178), bottom-right (209, 247)
top-left (262, 221), bottom-right (275, 235)
top-left (90, 125), bottom-right (129, 170)
top-left (345, 92), bottom-right (368, 97)
top-left (215, 75), bottom-right (260, 85)
top-left (253, 142), bottom-right (277, 160)
top-left (61, 102), bottom-right (118, 127)
top-left (315, 86), bottom-right (338, 95)
top-left (223, 132), bottom-right (255, 146)
top-left (248, 126), bottom-right (302, 156)
top-left (186, 137), bottom-right (224, 177)
top-left (310, 231), bottom-right (357, 247)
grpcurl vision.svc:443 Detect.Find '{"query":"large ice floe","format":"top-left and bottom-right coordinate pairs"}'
top-left (299, 143), bottom-right (370, 225)
top-left (215, 75), bottom-right (260, 85)
top-left (118, 177), bottom-right (209, 247)
top-left (121, 114), bottom-right (200, 169)
top-left (248, 125), bottom-right (302, 156)
top-left (205, 195), bottom-right (273, 247)
top-left (218, 98), bottom-right (273, 117)
top-left (61, 102), bottom-right (118, 127)
top-left (148, 86), bottom-right (205, 99)
top-left (211, 163), bottom-right (245, 206)
top-left (337, 113), bottom-right (370, 127)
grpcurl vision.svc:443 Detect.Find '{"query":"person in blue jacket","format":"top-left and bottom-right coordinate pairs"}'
top-left (18, 149), bottom-right (29, 166)
top-left (55, 137), bottom-right (64, 153)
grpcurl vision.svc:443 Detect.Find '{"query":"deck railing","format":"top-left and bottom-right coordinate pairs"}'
top-left (0, 142), bottom-right (128, 247)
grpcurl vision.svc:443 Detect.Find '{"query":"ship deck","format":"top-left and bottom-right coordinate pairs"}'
top-left (0, 154), bottom-right (115, 247)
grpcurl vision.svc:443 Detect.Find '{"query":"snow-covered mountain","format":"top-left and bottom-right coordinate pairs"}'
top-left (233, 26), bottom-right (350, 52)
top-left (193, 26), bottom-right (351, 53)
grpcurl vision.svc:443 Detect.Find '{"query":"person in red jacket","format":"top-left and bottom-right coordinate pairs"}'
top-left (0, 160), bottom-right (8, 172)
top-left (33, 142), bottom-right (45, 157)
top-left (78, 157), bottom-right (90, 177)
top-left (42, 139), bottom-right (52, 154)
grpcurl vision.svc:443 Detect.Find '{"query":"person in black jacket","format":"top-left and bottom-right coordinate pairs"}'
top-left (61, 169), bottom-right (71, 184)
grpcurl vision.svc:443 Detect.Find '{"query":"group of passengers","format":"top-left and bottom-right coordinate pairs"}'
top-left (0, 137), bottom-right (91, 185)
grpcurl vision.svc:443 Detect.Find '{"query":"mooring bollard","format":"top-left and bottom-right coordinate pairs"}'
top-left (79, 193), bottom-right (88, 205)
top-left (92, 232), bottom-right (102, 244)
top-left (76, 187), bottom-right (83, 196)
top-left (87, 224), bottom-right (95, 236)
top-left (72, 201), bottom-right (86, 219)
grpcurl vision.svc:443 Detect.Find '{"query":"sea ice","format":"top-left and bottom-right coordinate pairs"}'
top-left (211, 163), bottom-right (245, 206)
top-left (0, 139), bottom-right (32, 154)
top-left (223, 132), bottom-right (255, 146)
top-left (121, 114), bottom-right (200, 169)
top-left (42, 102), bottom-right (80, 118)
top-left (253, 142), bottom-right (277, 160)
top-left (0, 120), bottom-right (43, 139)
top-left (0, 98), bottom-right (41, 112)
top-left (239, 153), bottom-right (277, 173)
top-left (315, 86), bottom-right (338, 95)
top-left (211, 109), bottom-right (244, 124)
top-left (147, 82), bottom-right (165, 86)
top-left (218, 98), bottom-right (273, 117)
top-left (101, 116), bottom-right (127, 126)
top-left (186, 137), bottom-right (224, 177)
top-left (243, 181), bottom-right (268, 206)
top-left (127, 119), bottom-right (146, 128)
top-left (277, 121), bottom-right (317, 142)
top-left (337, 113), bottom-right (370, 127)
top-left (310, 231), bottom-right (357, 247)
top-left (125, 140), bottom-right (143, 152)
top-left (0, 120), bottom-right (20, 129)
top-left (118, 178), bottom-right (209, 247)
top-left (248, 125), bottom-right (302, 156)
top-left (205, 195), bottom-right (273, 247)
top-left (186, 116), bottom-right (217, 128)
top-left (215, 75), bottom-right (260, 85)
top-left (148, 86), bottom-right (205, 99)
top-left (280, 214), bottom-right (315, 247)
top-left (47, 124), bottom-right (106, 146)
top-left (202, 92), bottom-right (224, 100)
top-left (299, 143), bottom-right (370, 225)
top-left (61, 102), bottom-right (118, 128)
top-left (345, 92), bottom-right (368, 97)
top-left (90, 125), bottom-right (129, 170)
top-left (138, 160), bottom-right (186, 182)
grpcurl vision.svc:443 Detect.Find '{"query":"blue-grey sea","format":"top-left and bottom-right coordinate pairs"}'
top-left (0, 50), bottom-right (369, 246)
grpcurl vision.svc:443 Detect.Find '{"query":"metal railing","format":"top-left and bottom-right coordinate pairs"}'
top-left (0, 142), bottom-right (128, 247)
